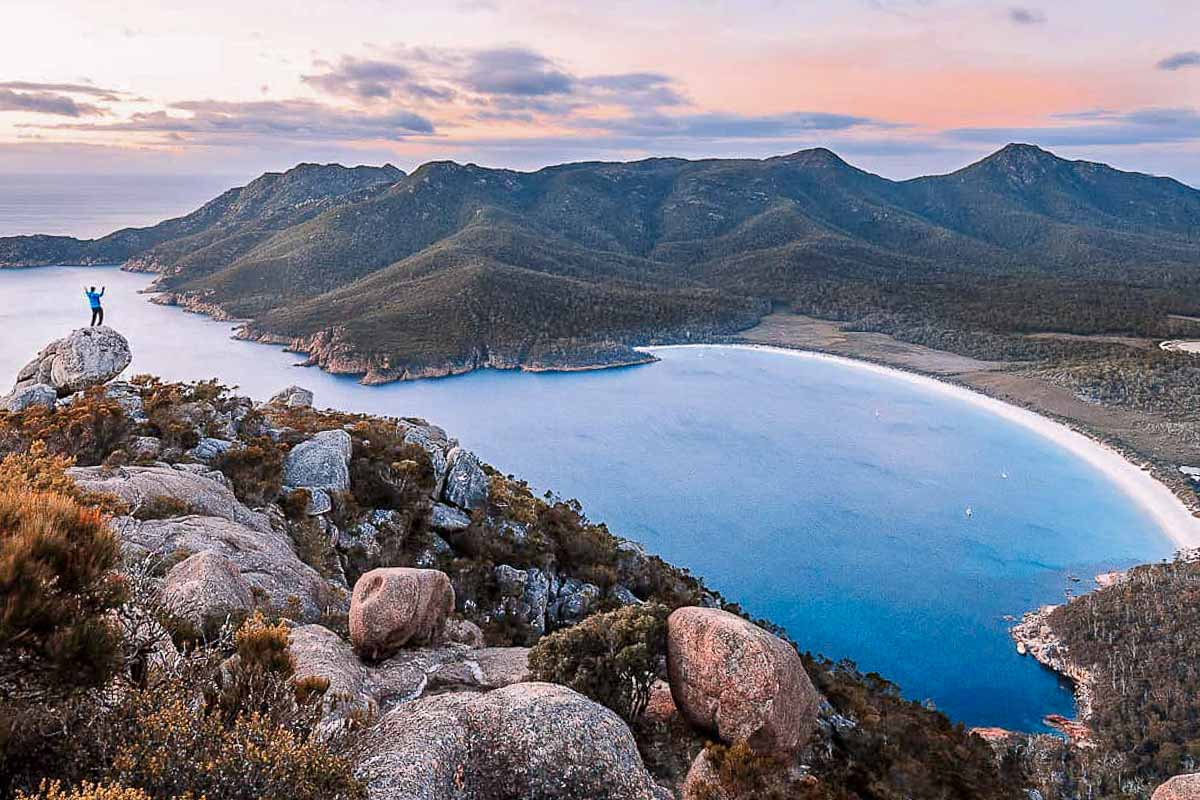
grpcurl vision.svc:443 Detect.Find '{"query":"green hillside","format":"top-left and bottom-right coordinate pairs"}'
top-left (3, 145), bottom-right (1199, 379)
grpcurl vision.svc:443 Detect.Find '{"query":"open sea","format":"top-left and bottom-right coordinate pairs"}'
top-left (0, 174), bottom-right (241, 239)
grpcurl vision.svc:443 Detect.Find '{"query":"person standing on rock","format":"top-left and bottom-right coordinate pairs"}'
top-left (84, 285), bottom-right (105, 326)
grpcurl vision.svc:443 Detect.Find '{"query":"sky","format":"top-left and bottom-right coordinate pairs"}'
top-left (1, 0), bottom-right (1198, 185)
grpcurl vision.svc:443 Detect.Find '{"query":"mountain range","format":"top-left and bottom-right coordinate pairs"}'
top-left (3, 144), bottom-right (1199, 381)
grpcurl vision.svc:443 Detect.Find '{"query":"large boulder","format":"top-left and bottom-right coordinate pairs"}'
top-left (289, 624), bottom-right (529, 733)
top-left (1154, 775), bottom-right (1200, 800)
top-left (355, 682), bottom-right (669, 800)
top-left (161, 550), bottom-right (255, 630)
top-left (283, 429), bottom-right (352, 493)
top-left (68, 464), bottom-right (271, 531)
top-left (14, 327), bottom-right (132, 396)
top-left (350, 568), bottom-right (455, 660)
top-left (270, 385), bottom-right (314, 408)
top-left (112, 514), bottom-right (342, 622)
top-left (442, 447), bottom-right (489, 510)
top-left (0, 383), bottom-right (57, 412)
top-left (666, 607), bottom-right (820, 754)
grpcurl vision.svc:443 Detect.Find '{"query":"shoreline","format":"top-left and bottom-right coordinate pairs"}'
top-left (647, 343), bottom-right (1200, 550)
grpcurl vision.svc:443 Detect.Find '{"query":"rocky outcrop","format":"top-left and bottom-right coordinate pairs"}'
top-left (188, 437), bottom-right (235, 464)
top-left (399, 420), bottom-right (455, 486)
top-left (289, 624), bottom-right (529, 733)
top-left (1153, 774), bottom-right (1200, 800)
top-left (492, 565), bottom-right (553, 638)
top-left (666, 607), bottom-right (820, 754)
top-left (68, 464), bottom-right (271, 531)
top-left (103, 381), bottom-right (147, 421)
top-left (349, 568), bottom-right (455, 660)
top-left (161, 550), bottom-right (255, 629)
top-left (112, 514), bottom-right (341, 622)
top-left (430, 502), bottom-right (472, 532)
top-left (0, 383), bottom-right (57, 412)
top-left (1012, 605), bottom-right (1096, 736)
top-left (283, 429), bottom-right (352, 493)
top-left (13, 326), bottom-right (131, 396)
top-left (442, 447), bottom-right (489, 510)
top-left (354, 682), bottom-right (669, 800)
top-left (270, 385), bottom-right (314, 408)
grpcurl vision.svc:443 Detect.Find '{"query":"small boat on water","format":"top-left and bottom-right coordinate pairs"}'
top-left (964, 506), bottom-right (973, 518)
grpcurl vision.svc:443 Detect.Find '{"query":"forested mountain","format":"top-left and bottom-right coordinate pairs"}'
top-left (3, 145), bottom-right (1199, 380)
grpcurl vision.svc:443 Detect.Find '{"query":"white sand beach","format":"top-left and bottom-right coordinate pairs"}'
top-left (649, 343), bottom-right (1200, 550)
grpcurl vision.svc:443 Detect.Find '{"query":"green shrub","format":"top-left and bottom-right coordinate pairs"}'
top-left (528, 603), bottom-right (668, 723)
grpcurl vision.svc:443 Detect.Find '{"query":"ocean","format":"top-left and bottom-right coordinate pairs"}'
top-left (0, 173), bottom-right (241, 239)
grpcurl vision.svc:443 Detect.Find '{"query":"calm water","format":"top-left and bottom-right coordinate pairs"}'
top-left (0, 266), bottom-right (1175, 731)
top-left (0, 174), bottom-right (239, 238)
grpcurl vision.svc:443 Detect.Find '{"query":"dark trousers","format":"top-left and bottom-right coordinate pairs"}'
top-left (90, 307), bottom-right (103, 326)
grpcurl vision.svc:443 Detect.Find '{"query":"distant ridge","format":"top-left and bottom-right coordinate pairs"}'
top-left (1, 145), bottom-right (1197, 381)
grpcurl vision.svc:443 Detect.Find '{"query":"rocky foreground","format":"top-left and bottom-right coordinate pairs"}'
top-left (4, 326), bottom-right (1197, 799)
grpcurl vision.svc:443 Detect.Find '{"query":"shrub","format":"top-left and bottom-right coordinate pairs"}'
top-left (0, 388), bottom-right (131, 466)
top-left (690, 741), bottom-right (790, 800)
top-left (63, 688), bottom-right (364, 800)
top-left (213, 437), bottom-right (284, 507)
top-left (0, 443), bottom-right (126, 515)
top-left (17, 781), bottom-right (167, 800)
top-left (130, 496), bottom-right (194, 521)
top-left (19, 612), bottom-right (365, 800)
top-left (528, 603), bottom-right (668, 722)
top-left (347, 421), bottom-right (435, 512)
top-left (0, 490), bottom-right (127, 700)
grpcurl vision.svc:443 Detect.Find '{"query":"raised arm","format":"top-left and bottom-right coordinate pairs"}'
top-left (99, 287), bottom-right (105, 296)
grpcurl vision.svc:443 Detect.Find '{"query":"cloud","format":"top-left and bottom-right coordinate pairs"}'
top-left (948, 107), bottom-right (1200, 147)
top-left (597, 110), bottom-right (887, 140)
top-left (0, 81), bottom-right (125, 100)
top-left (0, 88), bottom-right (107, 117)
top-left (37, 98), bottom-right (434, 142)
top-left (301, 46), bottom-right (687, 118)
top-left (462, 47), bottom-right (574, 96)
top-left (1007, 7), bottom-right (1046, 25)
top-left (302, 56), bottom-right (453, 102)
top-left (580, 73), bottom-right (686, 108)
top-left (1157, 51), bottom-right (1200, 71)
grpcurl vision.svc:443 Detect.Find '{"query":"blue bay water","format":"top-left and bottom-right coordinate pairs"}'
top-left (0, 266), bottom-right (1175, 731)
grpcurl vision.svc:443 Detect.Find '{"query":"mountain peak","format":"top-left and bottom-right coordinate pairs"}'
top-left (774, 147), bottom-right (851, 168)
top-left (988, 142), bottom-right (1057, 162)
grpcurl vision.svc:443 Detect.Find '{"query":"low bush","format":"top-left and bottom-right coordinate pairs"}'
top-left (213, 437), bottom-right (284, 507)
top-left (690, 741), bottom-right (791, 800)
top-left (17, 782), bottom-right (164, 800)
top-left (0, 490), bottom-right (127, 700)
top-left (528, 602), bottom-right (668, 723)
top-left (0, 388), bottom-right (130, 466)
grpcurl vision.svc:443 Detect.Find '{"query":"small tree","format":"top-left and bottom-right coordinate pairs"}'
top-left (528, 602), bottom-right (668, 723)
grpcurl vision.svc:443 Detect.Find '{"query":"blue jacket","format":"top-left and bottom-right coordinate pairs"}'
top-left (86, 288), bottom-right (104, 309)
